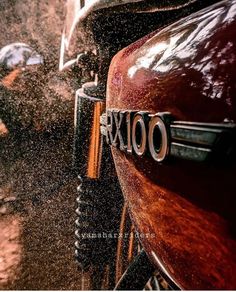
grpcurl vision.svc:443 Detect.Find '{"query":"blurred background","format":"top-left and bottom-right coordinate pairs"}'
top-left (0, 0), bottom-right (83, 289)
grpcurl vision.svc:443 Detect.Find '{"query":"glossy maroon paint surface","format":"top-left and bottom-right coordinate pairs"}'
top-left (107, 0), bottom-right (236, 122)
top-left (107, 0), bottom-right (236, 289)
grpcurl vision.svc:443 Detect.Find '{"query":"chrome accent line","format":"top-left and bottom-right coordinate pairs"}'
top-left (170, 142), bottom-right (211, 162)
top-left (170, 125), bottom-right (222, 147)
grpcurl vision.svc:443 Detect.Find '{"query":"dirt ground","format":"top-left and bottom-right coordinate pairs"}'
top-left (0, 127), bottom-right (86, 290)
top-left (0, 0), bottom-right (85, 289)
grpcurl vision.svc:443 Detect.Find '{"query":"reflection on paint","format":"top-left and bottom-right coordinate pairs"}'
top-left (127, 0), bottom-right (236, 103)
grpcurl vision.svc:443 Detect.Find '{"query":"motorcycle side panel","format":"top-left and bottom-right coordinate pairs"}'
top-left (106, 0), bottom-right (236, 289)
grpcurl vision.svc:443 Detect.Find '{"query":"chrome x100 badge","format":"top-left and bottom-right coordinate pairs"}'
top-left (100, 110), bottom-right (236, 163)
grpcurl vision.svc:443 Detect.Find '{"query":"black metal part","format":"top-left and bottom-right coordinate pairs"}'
top-left (74, 83), bottom-right (123, 275)
top-left (75, 176), bottom-right (95, 270)
top-left (73, 83), bottom-right (104, 177)
top-left (77, 52), bottom-right (99, 72)
top-left (75, 175), bottom-right (123, 269)
top-left (114, 250), bottom-right (155, 290)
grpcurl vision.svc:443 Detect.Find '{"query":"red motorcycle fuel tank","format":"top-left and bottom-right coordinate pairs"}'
top-left (106, 0), bottom-right (236, 289)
